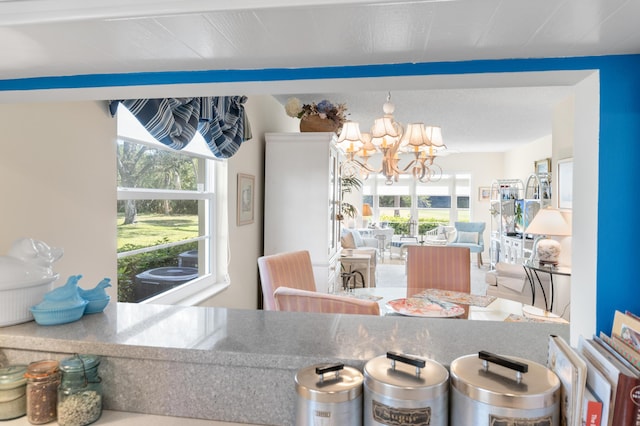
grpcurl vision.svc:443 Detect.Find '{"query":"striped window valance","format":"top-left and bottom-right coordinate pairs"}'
top-left (109, 96), bottom-right (251, 159)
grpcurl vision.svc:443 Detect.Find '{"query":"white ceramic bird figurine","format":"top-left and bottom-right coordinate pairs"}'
top-left (78, 278), bottom-right (111, 301)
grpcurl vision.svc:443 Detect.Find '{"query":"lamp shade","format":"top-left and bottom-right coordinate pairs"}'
top-left (525, 207), bottom-right (571, 236)
top-left (525, 207), bottom-right (571, 265)
top-left (399, 123), bottom-right (429, 149)
top-left (370, 117), bottom-right (399, 147)
top-left (362, 203), bottom-right (373, 217)
top-left (336, 121), bottom-right (364, 153)
top-left (425, 126), bottom-right (445, 148)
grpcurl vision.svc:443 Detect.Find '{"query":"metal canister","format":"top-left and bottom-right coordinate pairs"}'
top-left (449, 351), bottom-right (561, 426)
top-left (363, 352), bottom-right (449, 426)
top-left (295, 363), bottom-right (363, 426)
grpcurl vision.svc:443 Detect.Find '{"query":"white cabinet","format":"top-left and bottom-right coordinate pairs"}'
top-left (264, 132), bottom-right (341, 293)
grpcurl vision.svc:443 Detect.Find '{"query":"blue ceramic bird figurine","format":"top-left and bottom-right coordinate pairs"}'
top-left (78, 278), bottom-right (112, 301)
top-left (34, 274), bottom-right (85, 309)
top-left (43, 274), bottom-right (83, 302)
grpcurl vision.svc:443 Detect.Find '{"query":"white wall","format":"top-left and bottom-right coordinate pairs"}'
top-left (568, 72), bottom-right (599, 343)
top-left (0, 96), bottom-right (293, 309)
top-left (504, 136), bottom-right (552, 183)
top-left (436, 152), bottom-right (504, 230)
top-left (0, 101), bottom-right (118, 297)
top-left (197, 95), bottom-right (297, 308)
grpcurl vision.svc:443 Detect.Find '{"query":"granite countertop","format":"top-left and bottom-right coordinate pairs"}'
top-left (0, 302), bottom-right (570, 425)
top-left (4, 410), bottom-right (258, 425)
top-left (0, 302), bottom-right (569, 367)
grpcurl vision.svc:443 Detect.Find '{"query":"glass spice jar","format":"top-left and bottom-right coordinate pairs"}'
top-left (57, 354), bottom-right (103, 426)
top-left (0, 365), bottom-right (28, 420)
top-left (24, 360), bottom-right (61, 424)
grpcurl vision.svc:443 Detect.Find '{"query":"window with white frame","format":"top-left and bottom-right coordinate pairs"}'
top-left (116, 106), bottom-right (228, 305)
top-left (362, 173), bottom-right (472, 233)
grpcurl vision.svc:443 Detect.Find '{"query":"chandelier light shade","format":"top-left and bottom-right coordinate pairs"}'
top-left (370, 117), bottom-right (400, 147)
top-left (335, 93), bottom-right (447, 184)
top-left (336, 121), bottom-right (364, 153)
top-left (425, 126), bottom-right (444, 147)
top-left (400, 122), bottom-right (430, 150)
top-left (525, 207), bottom-right (571, 265)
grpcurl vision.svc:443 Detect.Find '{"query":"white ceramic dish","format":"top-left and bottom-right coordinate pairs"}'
top-left (0, 275), bottom-right (59, 327)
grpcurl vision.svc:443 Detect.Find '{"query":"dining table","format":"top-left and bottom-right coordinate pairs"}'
top-left (339, 287), bottom-right (568, 323)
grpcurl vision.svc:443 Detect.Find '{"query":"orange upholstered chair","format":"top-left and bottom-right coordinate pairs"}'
top-left (406, 245), bottom-right (471, 297)
top-left (257, 250), bottom-right (318, 310)
top-left (273, 287), bottom-right (380, 316)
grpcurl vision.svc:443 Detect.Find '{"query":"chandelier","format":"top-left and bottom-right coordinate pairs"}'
top-left (335, 93), bottom-right (446, 184)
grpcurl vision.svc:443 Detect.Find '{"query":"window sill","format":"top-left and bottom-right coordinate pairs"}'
top-left (142, 275), bottom-right (230, 306)
top-left (177, 280), bottom-right (230, 306)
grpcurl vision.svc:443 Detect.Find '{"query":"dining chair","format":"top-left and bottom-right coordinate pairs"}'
top-left (406, 245), bottom-right (471, 297)
top-left (273, 287), bottom-right (380, 316)
top-left (257, 250), bottom-right (317, 310)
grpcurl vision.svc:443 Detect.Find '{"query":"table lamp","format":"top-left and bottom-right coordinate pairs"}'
top-left (524, 207), bottom-right (571, 265)
top-left (362, 203), bottom-right (373, 228)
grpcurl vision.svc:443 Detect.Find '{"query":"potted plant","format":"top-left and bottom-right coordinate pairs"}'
top-left (284, 98), bottom-right (348, 133)
top-left (338, 175), bottom-right (362, 222)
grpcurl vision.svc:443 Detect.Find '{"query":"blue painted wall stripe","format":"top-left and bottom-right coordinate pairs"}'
top-left (0, 55), bottom-right (609, 92)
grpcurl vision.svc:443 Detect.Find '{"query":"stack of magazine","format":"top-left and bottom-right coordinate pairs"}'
top-left (547, 310), bottom-right (640, 426)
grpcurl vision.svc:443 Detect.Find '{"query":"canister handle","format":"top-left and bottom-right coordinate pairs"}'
top-left (387, 351), bottom-right (426, 377)
top-left (315, 363), bottom-right (344, 382)
top-left (478, 351), bottom-right (528, 384)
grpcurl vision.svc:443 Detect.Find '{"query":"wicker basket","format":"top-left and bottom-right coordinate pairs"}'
top-left (299, 115), bottom-right (339, 133)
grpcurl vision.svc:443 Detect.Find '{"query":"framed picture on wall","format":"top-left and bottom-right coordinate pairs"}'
top-left (557, 158), bottom-right (573, 209)
top-left (478, 187), bottom-right (491, 201)
top-left (237, 173), bottom-right (255, 225)
top-left (535, 158), bottom-right (551, 175)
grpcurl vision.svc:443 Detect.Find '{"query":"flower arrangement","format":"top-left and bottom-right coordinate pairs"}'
top-left (284, 97), bottom-right (348, 130)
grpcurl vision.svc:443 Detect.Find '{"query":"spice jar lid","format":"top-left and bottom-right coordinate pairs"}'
top-left (364, 352), bottom-right (448, 401)
top-left (60, 354), bottom-right (101, 373)
top-left (24, 360), bottom-right (59, 379)
top-left (295, 363), bottom-right (363, 404)
top-left (450, 352), bottom-right (560, 410)
top-left (0, 365), bottom-right (27, 388)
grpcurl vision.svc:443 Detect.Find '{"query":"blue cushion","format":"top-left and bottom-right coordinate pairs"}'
top-left (457, 231), bottom-right (478, 244)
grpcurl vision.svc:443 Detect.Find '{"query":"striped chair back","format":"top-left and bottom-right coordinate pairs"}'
top-left (273, 287), bottom-right (380, 316)
top-left (257, 250), bottom-right (317, 310)
top-left (406, 245), bottom-right (471, 297)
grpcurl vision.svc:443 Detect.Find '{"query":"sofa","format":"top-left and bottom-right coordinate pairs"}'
top-left (340, 228), bottom-right (377, 287)
top-left (485, 262), bottom-right (552, 310)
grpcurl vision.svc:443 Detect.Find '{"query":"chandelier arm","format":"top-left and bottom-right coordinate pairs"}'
top-left (353, 158), bottom-right (379, 173)
top-left (419, 163), bottom-right (443, 183)
top-left (399, 158), bottom-right (421, 173)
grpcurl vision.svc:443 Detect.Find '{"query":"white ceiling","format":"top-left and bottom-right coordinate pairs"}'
top-left (1, 0), bottom-right (639, 152)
